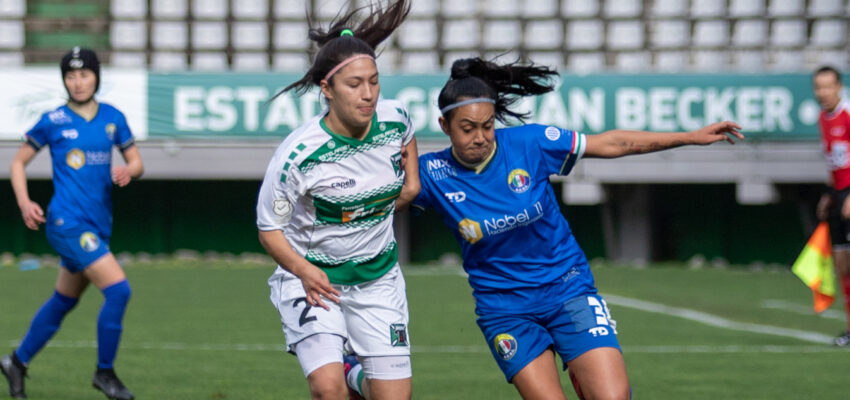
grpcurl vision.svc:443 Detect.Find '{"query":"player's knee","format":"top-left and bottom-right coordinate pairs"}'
top-left (102, 280), bottom-right (131, 305)
top-left (585, 385), bottom-right (631, 400)
top-left (308, 379), bottom-right (347, 400)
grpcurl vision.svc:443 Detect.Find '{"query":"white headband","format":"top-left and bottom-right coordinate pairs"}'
top-left (439, 98), bottom-right (496, 114)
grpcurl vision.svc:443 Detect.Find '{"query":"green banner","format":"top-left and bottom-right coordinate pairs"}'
top-left (149, 73), bottom-right (838, 140)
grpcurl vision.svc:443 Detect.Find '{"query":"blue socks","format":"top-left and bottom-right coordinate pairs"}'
top-left (97, 280), bottom-right (131, 369)
top-left (15, 291), bottom-right (79, 364)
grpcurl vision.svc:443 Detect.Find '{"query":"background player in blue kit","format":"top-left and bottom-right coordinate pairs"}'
top-left (2, 48), bottom-right (143, 400)
top-left (409, 58), bottom-right (743, 400)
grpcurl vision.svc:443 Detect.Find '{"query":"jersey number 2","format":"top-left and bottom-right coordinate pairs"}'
top-left (293, 297), bottom-right (318, 326)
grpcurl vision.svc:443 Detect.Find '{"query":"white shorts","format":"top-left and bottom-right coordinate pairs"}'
top-left (269, 264), bottom-right (411, 357)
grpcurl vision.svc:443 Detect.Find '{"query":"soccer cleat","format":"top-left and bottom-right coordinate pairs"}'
top-left (0, 353), bottom-right (28, 399)
top-left (343, 354), bottom-right (365, 400)
top-left (92, 368), bottom-right (134, 400)
top-left (834, 331), bottom-right (850, 347)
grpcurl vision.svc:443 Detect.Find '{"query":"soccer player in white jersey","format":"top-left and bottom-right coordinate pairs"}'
top-left (255, 1), bottom-right (419, 399)
top-left (410, 57), bottom-right (744, 400)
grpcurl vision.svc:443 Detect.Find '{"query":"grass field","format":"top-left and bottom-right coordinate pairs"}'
top-left (1, 260), bottom-right (848, 399)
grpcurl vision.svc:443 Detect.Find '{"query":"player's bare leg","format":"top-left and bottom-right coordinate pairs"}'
top-left (307, 362), bottom-right (347, 400)
top-left (511, 349), bottom-right (568, 400)
top-left (833, 250), bottom-right (850, 346)
top-left (566, 347), bottom-right (630, 400)
top-left (363, 378), bottom-right (411, 400)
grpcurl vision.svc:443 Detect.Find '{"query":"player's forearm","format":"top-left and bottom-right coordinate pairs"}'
top-left (10, 160), bottom-right (32, 209)
top-left (258, 230), bottom-right (315, 277)
top-left (586, 130), bottom-right (691, 158)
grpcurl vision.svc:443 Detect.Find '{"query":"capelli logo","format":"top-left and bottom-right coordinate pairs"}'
top-left (331, 178), bottom-right (356, 190)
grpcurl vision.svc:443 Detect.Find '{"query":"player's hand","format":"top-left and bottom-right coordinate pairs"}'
top-left (817, 194), bottom-right (832, 221)
top-left (20, 200), bottom-right (46, 230)
top-left (112, 165), bottom-right (132, 187)
top-left (691, 121), bottom-right (744, 145)
top-left (297, 264), bottom-right (340, 311)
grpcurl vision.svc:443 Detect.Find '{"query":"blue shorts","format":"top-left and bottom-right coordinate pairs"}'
top-left (46, 222), bottom-right (110, 273)
top-left (476, 293), bottom-right (621, 382)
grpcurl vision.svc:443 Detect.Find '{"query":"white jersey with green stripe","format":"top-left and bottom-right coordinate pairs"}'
top-left (257, 99), bottom-right (414, 285)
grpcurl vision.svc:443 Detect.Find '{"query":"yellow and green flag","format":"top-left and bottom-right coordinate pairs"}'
top-left (791, 222), bottom-right (836, 314)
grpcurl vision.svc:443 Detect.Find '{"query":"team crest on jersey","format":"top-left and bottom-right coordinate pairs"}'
top-left (66, 148), bottom-right (85, 170)
top-left (458, 218), bottom-right (483, 244)
top-left (494, 333), bottom-right (517, 360)
top-left (831, 126), bottom-right (846, 137)
top-left (105, 123), bottom-right (116, 141)
top-left (48, 109), bottom-right (72, 124)
top-left (61, 129), bottom-right (78, 140)
top-left (507, 169), bottom-right (531, 193)
top-left (390, 323), bottom-right (408, 347)
top-left (544, 126), bottom-right (561, 141)
top-left (79, 232), bottom-right (100, 252)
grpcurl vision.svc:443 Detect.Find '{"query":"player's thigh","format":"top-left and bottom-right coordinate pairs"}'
top-left (55, 267), bottom-right (90, 298)
top-left (511, 349), bottom-right (567, 400)
top-left (46, 224), bottom-right (110, 275)
top-left (83, 253), bottom-right (127, 290)
top-left (835, 250), bottom-right (850, 276)
top-left (342, 265), bottom-right (410, 357)
top-left (566, 347), bottom-right (629, 400)
top-left (477, 311), bottom-right (555, 383)
top-left (269, 272), bottom-right (347, 351)
top-left (364, 375), bottom-right (411, 400)
top-left (293, 333), bottom-right (346, 386)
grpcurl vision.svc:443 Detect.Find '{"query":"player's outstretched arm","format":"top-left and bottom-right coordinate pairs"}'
top-left (395, 138), bottom-right (421, 212)
top-left (10, 143), bottom-right (45, 230)
top-left (584, 121), bottom-right (744, 159)
top-left (258, 229), bottom-right (341, 310)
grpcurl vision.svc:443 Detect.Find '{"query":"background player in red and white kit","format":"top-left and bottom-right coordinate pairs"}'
top-left (813, 65), bottom-right (850, 346)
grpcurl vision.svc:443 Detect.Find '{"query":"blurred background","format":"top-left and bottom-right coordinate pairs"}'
top-left (1, 0), bottom-right (850, 267)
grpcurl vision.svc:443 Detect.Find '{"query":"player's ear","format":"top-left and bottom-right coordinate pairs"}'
top-left (439, 116), bottom-right (450, 136)
top-left (320, 79), bottom-right (333, 101)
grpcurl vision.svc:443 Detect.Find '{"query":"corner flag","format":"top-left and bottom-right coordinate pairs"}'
top-left (791, 222), bottom-right (836, 314)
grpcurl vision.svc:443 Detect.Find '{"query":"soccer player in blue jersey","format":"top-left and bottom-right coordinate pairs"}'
top-left (409, 58), bottom-right (743, 400)
top-left (1, 48), bottom-right (143, 400)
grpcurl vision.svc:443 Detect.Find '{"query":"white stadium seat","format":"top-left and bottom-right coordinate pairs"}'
top-left (151, 52), bottom-right (188, 71)
top-left (409, 0), bottom-right (437, 16)
top-left (650, 0), bottom-right (687, 17)
top-left (810, 19), bottom-right (846, 47)
top-left (607, 21), bottom-right (644, 50)
top-left (523, 0), bottom-right (557, 17)
top-left (232, 22), bottom-right (268, 50)
top-left (654, 51), bottom-right (687, 72)
top-left (192, 22), bottom-right (228, 50)
top-left (110, 52), bottom-right (146, 68)
top-left (729, 0), bottom-right (765, 17)
top-left (810, 50), bottom-right (848, 71)
top-left (233, 0), bottom-right (268, 19)
top-left (566, 20), bottom-right (603, 50)
top-left (524, 20), bottom-right (562, 50)
top-left (233, 52), bottom-right (269, 71)
top-left (152, 0), bottom-right (187, 18)
top-left (651, 20), bottom-right (689, 48)
top-left (770, 20), bottom-right (806, 47)
top-left (732, 20), bottom-right (768, 47)
top-left (273, 22), bottom-right (308, 50)
top-left (732, 51), bottom-right (765, 72)
top-left (444, 50), bottom-right (480, 68)
top-left (443, 19), bottom-right (479, 49)
top-left (193, 0), bottom-right (228, 19)
top-left (768, 50), bottom-right (803, 72)
top-left (768, 0), bottom-right (804, 17)
top-left (111, 0), bottom-right (146, 18)
top-left (808, 0), bottom-right (844, 16)
top-left (483, 20), bottom-right (521, 49)
top-left (485, 50), bottom-right (520, 64)
top-left (400, 51), bottom-right (439, 73)
top-left (484, 0), bottom-right (518, 17)
top-left (615, 51), bottom-right (650, 72)
top-left (273, 52), bottom-right (310, 72)
top-left (110, 21), bottom-right (147, 50)
top-left (568, 52), bottom-right (605, 74)
top-left (561, 0), bottom-right (598, 17)
top-left (690, 50), bottom-right (728, 72)
top-left (690, 0), bottom-right (725, 17)
top-left (441, 0), bottom-right (477, 17)
top-left (692, 20), bottom-right (728, 48)
top-left (274, 0), bottom-right (305, 18)
top-left (375, 48), bottom-right (398, 73)
top-left (0, 0), bottom-right (26, 17)
top-left (0, 20), bottom-right (24, 48)
top-left (152, 22), bottom-right (188, 50)
top-left (192, 52), bottom-right (228, 71)
top-left (604, 0), bottom-right (642, 18)
top-left (528, 52), bottom-right (563, 69)
top-left (397, 19), bottom-right (437, 50)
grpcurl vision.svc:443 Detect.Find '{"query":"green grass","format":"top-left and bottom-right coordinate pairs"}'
top-left (0, 261), bottom-right (848, 399)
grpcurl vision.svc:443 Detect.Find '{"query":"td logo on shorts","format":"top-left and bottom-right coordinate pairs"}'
top-left (494, 333), bottom-right (517, 360)
top-left (390, 323), bottom-right (408, 347)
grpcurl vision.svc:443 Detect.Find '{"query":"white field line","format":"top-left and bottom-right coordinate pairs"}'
top-left (4, 340), bottom-right (842, 354)
top-left (760, 299), bottom-right (845, 321)
top-left (603, 294), bottom-right (834, 344)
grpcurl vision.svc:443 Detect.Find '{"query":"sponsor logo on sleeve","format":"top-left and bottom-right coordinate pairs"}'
top-left (273, 199), bottom-right (292, 217)
top-left (330, 178), bottom-right (357, 190)
top-left (544, 126), bottom-right (561, 141)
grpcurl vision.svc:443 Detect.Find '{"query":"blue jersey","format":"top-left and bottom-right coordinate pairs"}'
top-left (25, 103), bottom-right (135, 238)
top-left (413, 124), bottom-right (596, 314)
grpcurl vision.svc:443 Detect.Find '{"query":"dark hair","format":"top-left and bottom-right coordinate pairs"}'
top-left (279, 0), bottom-right (410, 96)
top-left (60, 47), bottom-right (101, 91)
top-left (438, 58), bottom-right (559, 124)
top-left (815, 65), bottom-right (842, 83)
